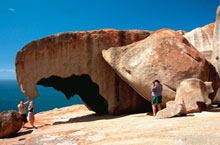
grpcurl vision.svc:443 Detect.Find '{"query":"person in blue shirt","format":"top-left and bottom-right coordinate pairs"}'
top-left (151, 80), bottom-right (163, 116)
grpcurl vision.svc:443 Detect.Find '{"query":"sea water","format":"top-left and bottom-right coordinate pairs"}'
top-left (0, 80), bottom-right (83, 113)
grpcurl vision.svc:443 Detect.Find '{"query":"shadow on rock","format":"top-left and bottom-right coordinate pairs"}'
top-left (53, 113), bottom-right (128, 125)
top-left (203, 105), bottom-right (220, 112)
top-left (2, 130), bottom-right (33, 139)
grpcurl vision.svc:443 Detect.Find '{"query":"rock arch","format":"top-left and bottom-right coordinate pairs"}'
top-left (37, 74), bottom-right (108, 114)
top-left (15, 29), bottom-right (152, 114)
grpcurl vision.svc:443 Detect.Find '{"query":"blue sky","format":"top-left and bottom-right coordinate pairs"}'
top-left (0, 0), bottom-right (219, 80)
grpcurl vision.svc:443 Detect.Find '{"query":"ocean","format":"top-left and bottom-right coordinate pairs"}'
top-left (0, 80), bottom-right (83, 114)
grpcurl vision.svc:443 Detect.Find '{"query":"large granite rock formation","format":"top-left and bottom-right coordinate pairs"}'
top-left (212, 5), bottom-right (220, 75)
top-left (184, 23), bottom-right (215, 61)
top-left (15, 29), bottom-right (152, 115)
top-left (0, 111), bottom-right (23, 138)
top-left (102, 29), bottom-right (220, 105)
top-left (183, 6), bottom-right (220, 102)
top-left (156, 78), bottom-right (214, 119)
top-left (184, 6), bottom-right (220, 77)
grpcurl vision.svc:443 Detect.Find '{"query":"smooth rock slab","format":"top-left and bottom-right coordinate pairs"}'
top-left (2, 105), bottom-right (220, 145)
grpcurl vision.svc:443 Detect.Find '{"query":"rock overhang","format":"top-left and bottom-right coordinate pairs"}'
top-left (15, 29), bottom-right (152, 114)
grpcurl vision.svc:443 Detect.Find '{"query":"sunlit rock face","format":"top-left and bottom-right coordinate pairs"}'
top-left (15, 29), bottom-right (152, 114)
top-left (184, 6), bottom-right (220, 78)
top-left (102, 29), bottom-right (220, 105)
top-left (212, 6), bottom-right (220, 76)
top-left (184, 23), bottom-right (215, 61)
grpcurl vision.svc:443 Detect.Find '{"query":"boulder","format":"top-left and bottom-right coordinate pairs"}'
top-left (175, 78), bottom-right (213, 109)
top-left (15, 29), bottom-right (152, 115)
top-left (102, 29), bottom-right (220, 105)
top-left (156, 101), bottom-right (185, 119)
top-left (156, 78), bottom-right (214, 119)
top-left (184, 23), bottom-right (215, 61)
top-left (0, 111), bottom-right (23, 138)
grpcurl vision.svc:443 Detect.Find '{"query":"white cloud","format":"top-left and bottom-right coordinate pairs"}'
top-left (0, 69), bottom-right (15, 73)
top-left (8, 8), bottom-right (15, 12)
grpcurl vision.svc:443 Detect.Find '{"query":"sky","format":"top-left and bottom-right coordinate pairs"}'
top-left (0, 0), bottom-right (219, 80)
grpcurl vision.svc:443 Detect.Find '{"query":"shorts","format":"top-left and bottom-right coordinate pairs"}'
top-left (152, 96), bottom-right (162, 104)
top-left (21, 114), bottom-right (28, 123)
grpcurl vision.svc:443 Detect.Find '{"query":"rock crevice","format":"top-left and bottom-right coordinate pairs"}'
top-left (37, 74), bottom-right (108, 114)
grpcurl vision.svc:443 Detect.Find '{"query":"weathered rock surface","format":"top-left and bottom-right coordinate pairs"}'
top-left (15, 29), bottom-right (152, 114)
top-left (156, 78), bottom-right (214, 119)
top-left (210, 5), bottom-right (220, 102)
top-left (184, 6), bottom-right (220, 78)
top-left (2, 105), bottom-right (220, 145)
top-left (0, 111), bottom-right (23, 138)
top-left (212, 5), bottom-right (220, 75)
top-left (176, 78), bottom-right (213, 108)
top-left (184, 23), bottom-right (215, 61)
top-left (177, 30), bottom-right (187, 35)
top-left (156, 101), bottom-right (185, 119)
top-left (102, 29), bottom-right (220, 105)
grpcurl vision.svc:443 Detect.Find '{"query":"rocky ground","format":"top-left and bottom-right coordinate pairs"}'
top-left (1, 104), bottom-right (220, 145)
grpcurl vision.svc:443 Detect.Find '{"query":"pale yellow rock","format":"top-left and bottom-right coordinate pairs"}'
top-left (184, 23), bottom-right (215, 61)
top-left (212, 5), bottom-right (220, 75)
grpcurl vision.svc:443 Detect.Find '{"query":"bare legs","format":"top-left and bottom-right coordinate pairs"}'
top-left (30, 121), bottom-right (35, 128)
top-left (152, 104), bottom-right (162, 116)
top-left (157, 104), bottom-right (161, 111)
top-left (152, 104), bottom-right (156, 116)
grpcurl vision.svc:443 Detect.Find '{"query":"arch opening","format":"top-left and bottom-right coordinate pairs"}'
top-left (37, 74), bottom-right (108, 114)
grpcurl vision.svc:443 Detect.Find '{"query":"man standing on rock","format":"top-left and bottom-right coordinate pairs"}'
top-left (151, 80), bottom-right (163, 116)
top-left (18, 98), bottom-right (30, 127)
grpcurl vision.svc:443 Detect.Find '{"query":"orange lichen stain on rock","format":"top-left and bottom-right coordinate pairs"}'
top-left (88, 29), bottom-right (119, 33)
top-left (94, 134), bottom-right (169, 144)
top-left (203, 22), bottom-right (215, 34)
top-left (154, 28), bottom-right (176, 35)
top-left (182, 95), bottom-right (187, 99)
top-left (16, 28), bottom-right (153, 114)
top-left (24, 105), bottom-right (89, 129)
top-left (158, 28), bottom-right (205, 62)
top-left (39, 129), bottom-right (82, 136)
top-left (38, 105), bottom-right (88, 114)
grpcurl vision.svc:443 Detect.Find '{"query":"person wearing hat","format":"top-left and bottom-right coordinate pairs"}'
top-left (151, 80), bottom-right (163, 116)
